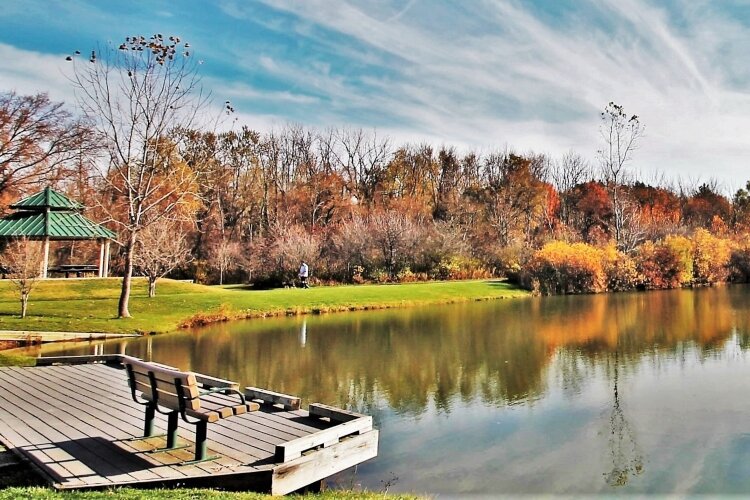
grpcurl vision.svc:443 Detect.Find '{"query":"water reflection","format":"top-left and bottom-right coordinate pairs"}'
top-left (34, 287), bottom-right (745, 412)
top-left (23, 285), bottom-right (750, 494)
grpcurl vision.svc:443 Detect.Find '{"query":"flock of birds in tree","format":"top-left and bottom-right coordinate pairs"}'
top-left (65, 34), bottom-right (235, 115)
top-left (64, 34), bottom-right (203, 65)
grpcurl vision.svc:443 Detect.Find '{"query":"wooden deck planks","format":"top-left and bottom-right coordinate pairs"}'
top-left (0, 369), bottom-right (148, 485)
top-left (38, 364), bottom-right (249, 479)
top-left (0, 367), bottom-right (188, 483)
top-left (0, 362), bottom-right (376, 493)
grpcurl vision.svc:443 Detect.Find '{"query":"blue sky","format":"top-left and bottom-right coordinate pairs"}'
top-left (2, 0), bottom-right (750, 189)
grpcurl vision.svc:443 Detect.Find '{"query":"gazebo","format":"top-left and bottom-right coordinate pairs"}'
top-left (0, 187), bottom-right (116, 278)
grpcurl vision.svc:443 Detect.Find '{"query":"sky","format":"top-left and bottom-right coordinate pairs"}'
top-left (1, 0), bottom-right (749, 191)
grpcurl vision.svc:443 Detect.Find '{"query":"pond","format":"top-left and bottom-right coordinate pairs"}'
top-left (24, 285), bottom-right (750, 495)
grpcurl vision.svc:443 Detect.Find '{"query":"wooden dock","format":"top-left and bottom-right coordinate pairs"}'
top-left (0, 330), bottom-right (138, 345)
top-left (0, 356), bottom-right (378, 495)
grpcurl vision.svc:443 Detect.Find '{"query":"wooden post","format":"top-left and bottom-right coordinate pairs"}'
top-left (98, 239), bottom-right (104, 277)
top-left (41, 237), bottom-right (50, 278)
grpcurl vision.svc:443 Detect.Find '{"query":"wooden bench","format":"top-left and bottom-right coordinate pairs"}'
top-left (122, 356), bottom-right (259, 464)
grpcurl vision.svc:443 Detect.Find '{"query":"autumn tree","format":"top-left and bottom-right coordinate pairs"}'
top-left (431, 147), bottom-right (463, 220)
top-left (481, 153), bottom-right (548, 246)
top-left (628, 182), bottom-right (681, 239)
top-left (0, 92), bottom-right (94, 202)
top-left (334, 216), bottom-right (373, 279)
top-left (132, 219), bottom-right (193, 297)
top-left (70, 34), bottom-right (208, 317)
top-left (0, 237), bottom-right (44, 318)
top-left (598, 102), bottom-right (644, 248)
top-left (732, 180), bottom-right (750, 232)
top-left (569, 181), bottom-right (612, 244)
top-left (683, 183), bottom-right (731, 229)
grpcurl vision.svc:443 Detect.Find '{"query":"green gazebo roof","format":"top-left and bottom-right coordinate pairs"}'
top-left (11, 187), bottom-right (84, 211)
top-left (0, 187), bottom-right (116, 240)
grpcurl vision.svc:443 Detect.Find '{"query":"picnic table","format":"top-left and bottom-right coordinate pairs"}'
top-left (49, 264), bottom-right (99, 278)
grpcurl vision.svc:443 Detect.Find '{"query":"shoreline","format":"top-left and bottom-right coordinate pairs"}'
top-left (0, 279), bottom-right (528, 348)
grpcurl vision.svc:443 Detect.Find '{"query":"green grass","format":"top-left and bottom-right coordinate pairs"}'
top-left (0, 278), bottom-right (528, 335)
top-left (0, 487), bottom-right (419, 499)
top-left (0, 353), bottom-right (35, 367)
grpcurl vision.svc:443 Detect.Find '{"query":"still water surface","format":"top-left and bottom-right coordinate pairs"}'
top-left (29, 285), bottom-right (750, 495)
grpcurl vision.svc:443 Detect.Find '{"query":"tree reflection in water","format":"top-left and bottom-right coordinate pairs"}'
top-left (604, 350), bottom-right (644, 487)
top-left (30, 286), bottom-right (747, 414)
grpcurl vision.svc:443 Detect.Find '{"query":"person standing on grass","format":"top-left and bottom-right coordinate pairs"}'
top-left (299, 261), bottom-right (309, 289)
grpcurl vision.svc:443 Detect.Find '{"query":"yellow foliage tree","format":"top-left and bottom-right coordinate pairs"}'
top-left (692, 228), bottom-right (732, 284)
top-left (525, 241), bottom-right (606, 294)
top-left (663, 235), bottom-right (693, 285)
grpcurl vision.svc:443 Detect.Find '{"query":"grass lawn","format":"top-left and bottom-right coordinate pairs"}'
top-left (0, 277), bottom-right (527, 335)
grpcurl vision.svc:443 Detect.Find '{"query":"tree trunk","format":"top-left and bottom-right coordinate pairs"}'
top-left (20, 292), bottom-right (28, 318)
top-left (118, 230), bottom-right (137, 318)
top-left (148, 277), bottom-right (156, 298)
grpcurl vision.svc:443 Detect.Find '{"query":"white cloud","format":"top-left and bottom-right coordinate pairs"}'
top-left (208, 79), bottom-right (320, 105)
top-left (237, 0), bottom-right (750, 190)
top-left (0, 44), bottom-right (76, 104)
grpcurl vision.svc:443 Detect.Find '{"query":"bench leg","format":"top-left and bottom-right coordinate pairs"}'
top-left (195, 420), bottom-right (208, 461)
top-left (166, 411), bottom-right (179, 449)
top-left (144, 404), bottom-right (156, 437)
top-left (179, 421), bottom-right (218, 465)
top-left (147, 411), bottom-right (189, 453)
top-left (129, 404), bottom-right (169, 442)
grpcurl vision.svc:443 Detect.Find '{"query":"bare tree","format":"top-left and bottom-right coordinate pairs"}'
top-left (133, 220), bottom-right (193, 297)
top-left (209, 237), bottom-right (242, 286)
top-left (69, 35), bottom-right (208, 317)
top-left (0, 238), bottom-right (44, 318)
top-left (616, 197), bottom-right (646, 253)
top-left (551, 151), bottom-right (590, 226)
top-left (327, 128), bottom-right (391, 203)
top-left (370, 210), bottom-right (418, 277)
top-left (0, 92), bottom-right (95, 197)
top-left (598, 102), bottom-right (644, 247)
top-left (334, 215), bottom-right (372, 275)
top-left (269, 223), bottom-right (321, 282)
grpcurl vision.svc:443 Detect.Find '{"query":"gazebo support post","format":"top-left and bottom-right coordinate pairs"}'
top-left (104, 240), bottom-right (111, 278)
top-left (98, 239), bottom-right (105, 278)
top-left (41, 237), bottom-right (50, 279)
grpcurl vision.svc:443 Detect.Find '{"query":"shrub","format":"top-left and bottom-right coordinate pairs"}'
top-left (636, 241), bottom-right (683, 289)
top-left (396, 267), bottom-right (418, 283)
top-left (370, 268), bottom-right (391, 283)
top-left (489, 245), bottom-right (525, 282)
top-left (434, 256), bottom-right (490, 281)
top-left (602, 244), bottom-right (639, 291)
top-left (729, 246), bottom-right (750, 283)
top-left (522, 241), bottom-right (606, 294)
top-left (351, 265), bottom-right (366, 284)
top-left (692, 228), bottom-right (731, 285)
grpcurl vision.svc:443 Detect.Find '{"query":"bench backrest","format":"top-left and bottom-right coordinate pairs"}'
top-left (124, 357), bottom-right (202, 412)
